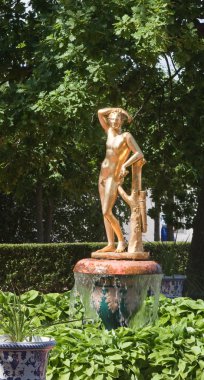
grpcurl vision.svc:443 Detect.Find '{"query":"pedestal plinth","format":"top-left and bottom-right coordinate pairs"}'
top-left (91, 251), bottom-right (150, 260)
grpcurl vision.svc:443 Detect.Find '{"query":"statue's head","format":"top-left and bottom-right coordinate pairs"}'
top-left (108, 111), bottom-right (127, 131)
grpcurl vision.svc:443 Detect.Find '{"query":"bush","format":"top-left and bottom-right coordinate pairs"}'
top-left (146, 242), bottom-right (190, 276)
top-left (0, 290), bottom-right (202, 380)
top-left (0, 243), bottom-right (104, 293)
top-left (0, 242), bottom-right (190, 292)
top-left (47, 296), bottom-right (204, 380)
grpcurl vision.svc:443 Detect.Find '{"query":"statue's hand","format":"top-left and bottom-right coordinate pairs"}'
top-left (119, 165), bottom-right (129, 179)
top-left (136, 157), bottom-right (146, 167)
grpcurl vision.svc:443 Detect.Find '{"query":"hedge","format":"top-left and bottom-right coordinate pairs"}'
top-left (0, 242), bottom-right (190, 293)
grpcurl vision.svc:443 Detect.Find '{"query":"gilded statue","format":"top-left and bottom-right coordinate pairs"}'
top-left (92, 107), bottom-right (149, 259)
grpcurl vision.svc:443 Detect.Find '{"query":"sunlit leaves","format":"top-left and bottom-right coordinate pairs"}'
top-left (115, 0), bottom-right (173, 63)
top-left (1, 292), bottom-right (201, 379)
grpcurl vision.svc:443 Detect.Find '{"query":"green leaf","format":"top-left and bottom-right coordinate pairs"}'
top-left (191, 346), bottom-right (201, 355)
top-left (59, 372), bottom-right (71, 380)
top-left (108, 354), bottom-right (122, 361)
top-left (120, 341), bottom-right (133, 349)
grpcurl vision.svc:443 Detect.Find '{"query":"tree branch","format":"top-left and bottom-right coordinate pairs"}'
top-left (169, 52), bottom-right (177, 72)
top-left (163, 53), bottom-right (173, 103)
top-left (133, 66), bottom-right (183, 119)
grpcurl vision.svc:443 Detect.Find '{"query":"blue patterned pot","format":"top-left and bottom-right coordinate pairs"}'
top-left (0, 336), bottom-right (55, 380)
top-left (161, 275), bottom-right (186, 298)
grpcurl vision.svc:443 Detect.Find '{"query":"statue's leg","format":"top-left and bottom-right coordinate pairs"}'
top-left (95, 178), bottom-right (115, 252)
top-left (104, 218), bottom-right (115, 246)
top-left (102, 178), bottom-right (127, 253)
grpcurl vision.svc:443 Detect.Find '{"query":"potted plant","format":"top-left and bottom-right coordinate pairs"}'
top-left (158, 242), bottom-right (187, 298)
top-left (0, 291), bottom-right (56, 380)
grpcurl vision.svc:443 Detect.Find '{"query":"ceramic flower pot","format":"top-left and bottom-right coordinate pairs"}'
top-left (161, 275), bottom-right (186, 298)
top-left (0, 336), bottom-right (55, 380)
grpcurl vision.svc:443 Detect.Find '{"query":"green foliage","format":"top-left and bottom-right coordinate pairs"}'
top-left (0, 289), bottom-right (83, 342)
top-left (0, 242), bottom-right (189, 293)
top-left (0, 243), bottom-right (104, 292)
top-left (46, 295), bottom-right (204, 380)
top-left (0, 292), bottom-right (34, 342)
top-left (0, 193), bottom-right (106, 243)
top-left (0, 0), bottom-right (104, 242)
top-left (115, 0), bottom-right (173, 63)
top-left (0, 291), bottom-right (203, 379)
top-left (146, 242), bottom-right (190, 276)
top-left (0, 0), bottom-right (204, 292)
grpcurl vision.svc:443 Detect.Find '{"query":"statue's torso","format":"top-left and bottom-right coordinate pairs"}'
top-left (100, 129), bottom-right (130, 181)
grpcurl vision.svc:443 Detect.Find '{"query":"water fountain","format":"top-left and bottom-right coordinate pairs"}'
top-left (73, 107), bottom-right (162, 329)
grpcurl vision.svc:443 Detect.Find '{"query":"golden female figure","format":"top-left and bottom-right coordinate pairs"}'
top-left (97, 107), bottom-right (144, 253)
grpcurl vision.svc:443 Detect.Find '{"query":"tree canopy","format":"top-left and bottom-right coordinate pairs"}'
top-left (0, 0), bottom-right (204, 296)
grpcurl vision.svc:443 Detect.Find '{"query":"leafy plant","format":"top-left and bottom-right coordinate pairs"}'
top-left (0, 290), bottom-right (202, 379)
top-left (0, 290), bottom-right (203, 378)
top-left (0, 292), bottom-right (34, 342)
top-left (0, 290), bottom-right (84, 342)
top-left (45, 295), bottom-right (204, 380)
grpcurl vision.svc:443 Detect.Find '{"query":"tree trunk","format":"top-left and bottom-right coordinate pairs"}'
top-left (36, 183), bottom-right (44, 243)
top-left (185, 178), bottom-right (204, 299)
top-left (167, 223), bottom-right (174, 241)
top-left (44, 198), bottom-right (54, 243)
top-left (154, 207), bottom-right (160, 241)
top-left (164, 194), bottom-right (175, 241)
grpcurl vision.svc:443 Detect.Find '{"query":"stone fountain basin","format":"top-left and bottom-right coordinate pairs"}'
top-left (74, 258), bottom-right (162, 275)
top-left (73, 259), bottom-right (162, 330)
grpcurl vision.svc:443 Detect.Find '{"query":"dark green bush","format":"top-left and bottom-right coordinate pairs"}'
top-left (146, 242), bottom-right (190, 276)
top-left (0, 242), bottom-right (190, 292)
top-left (0, 243), bottom-right (104, 293)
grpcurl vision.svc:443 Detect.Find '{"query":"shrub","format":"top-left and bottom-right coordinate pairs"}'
top-left (0, 243), bottom-right (104, 293)
top-left (45, 295), bottom-right (204, 380)
top-left (0, 242), bottom-right (190, 292)
top-left (0, 290), bottom-right (202, 380)
top-left (146, 242), bottom-right (190, 276)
